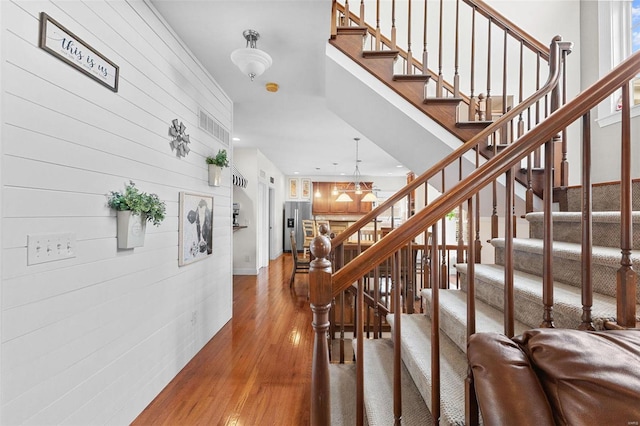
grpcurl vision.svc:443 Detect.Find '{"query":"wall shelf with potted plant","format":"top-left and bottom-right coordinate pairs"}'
top-left (206, 149), bottom-right (229, 187)
top-left (107, 181), bottom-right (166, 249)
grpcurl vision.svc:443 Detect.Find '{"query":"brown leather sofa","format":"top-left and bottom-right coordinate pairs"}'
top-left (467, 328), bottom-right (640, 426)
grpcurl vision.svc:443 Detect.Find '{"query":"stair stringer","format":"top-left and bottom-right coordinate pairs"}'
top-left (325, 43), bottom-right (540, 215)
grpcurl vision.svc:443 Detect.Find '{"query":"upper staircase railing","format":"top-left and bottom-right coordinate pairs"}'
top-left (330, 0), bottom-right (572, 197)
top-left (310, 38), bottom-right (640, 424)
top-left (332, 0), bottom-right (550, 102)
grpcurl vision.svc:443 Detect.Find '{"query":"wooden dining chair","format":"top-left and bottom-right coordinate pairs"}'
top-left (302, 219), bottom-right (316, 257)
top-left (289, 231), bottom-right (311, 288)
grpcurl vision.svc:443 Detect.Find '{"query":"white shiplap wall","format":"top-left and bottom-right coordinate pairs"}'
top-left (1, 1), bottom-right (233, 424)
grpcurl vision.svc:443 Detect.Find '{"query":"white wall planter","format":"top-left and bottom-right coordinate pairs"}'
top-left (117, 210), bottom-right (147, 249)
top-left (208, 164), bottom-right (222, 186)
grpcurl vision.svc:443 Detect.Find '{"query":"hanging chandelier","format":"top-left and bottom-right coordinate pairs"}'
top-left (336, 138), bottom-right (378, 203)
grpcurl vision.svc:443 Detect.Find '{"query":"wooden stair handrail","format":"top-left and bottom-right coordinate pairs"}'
top-left (329, 35), bottom-right (570, 255)
top-left (462, 0), bottom-right (550, 61)
top-left (333, 0), bottom-right (551, 102)
top-left (332, 50), bottom-right (640, 292)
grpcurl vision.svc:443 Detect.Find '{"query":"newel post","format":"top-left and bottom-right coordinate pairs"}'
top-left (310, 232), bottom-right (333, 426)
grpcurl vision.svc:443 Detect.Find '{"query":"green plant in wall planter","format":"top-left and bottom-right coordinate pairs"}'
top-left (206, 149), bottom-right (229, 187)
top-left (107, 181), bottom-right (166, 249)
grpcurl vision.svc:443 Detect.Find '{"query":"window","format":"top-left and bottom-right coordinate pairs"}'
top-left (633, 0), bottom-right (640, 53)
top-left (598, 0), bottom-right (640, 125)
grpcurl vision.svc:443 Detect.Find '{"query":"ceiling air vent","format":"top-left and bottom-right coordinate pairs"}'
top-left (199, 108), bottom-right (230, 146)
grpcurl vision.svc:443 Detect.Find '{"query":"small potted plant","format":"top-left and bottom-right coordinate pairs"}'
top-left (107, 181), bottom-right (166, 249)
top-left (206, 149), bottom-right (229, 186)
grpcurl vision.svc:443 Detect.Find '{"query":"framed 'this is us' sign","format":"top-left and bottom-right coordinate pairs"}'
top-left (38, 12), bottom-right (120, 92)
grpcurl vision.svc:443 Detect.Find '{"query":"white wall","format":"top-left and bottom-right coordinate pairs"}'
top-left (484, 0), bottom-right (583, 186)
top-left (488, 0), bottom-right (639, 184)
top-left (581, 0), bottom-right (640, 183)
top-left (257, 150), bottom-right (285, 261)
top-left (233, 148), bottom-right (284, 275)
top-left (232, 149), bottom-right (258, 274)
top-left (0, 1), bottom-right (233, 424)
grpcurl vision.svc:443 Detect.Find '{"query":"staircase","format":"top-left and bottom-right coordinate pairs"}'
top-left (310, 1), bottom-right (640, 425)
top-left (326, 0), bottom-right (568, 200)
top-left (330, 182), bottom-right (640, 425)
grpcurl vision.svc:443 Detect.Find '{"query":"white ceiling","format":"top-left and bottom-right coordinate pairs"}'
top-left (150, 0), bottom-right (408, 179)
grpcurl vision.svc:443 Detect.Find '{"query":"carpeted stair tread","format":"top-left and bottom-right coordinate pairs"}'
top-left (352, 338), bottom-right (433, 425)
top-left (491, 238), bottom-right (640, 301)
top-left (526, 211), bottom-right (640, 248)
top-left (455, 263), bottom-right (640, 329)
top-left (564, 181), bottom-right (640, 212)
top-left (527, 211), bottom-right (640, 223)
top-left (421, 288), bottom-right (529, 353)
top-left (387, 314), bottom-right (468, 425)
top-left (330, 364), bottom-right (359, 425)
top-left (491, 238), bottom-right (640, 268)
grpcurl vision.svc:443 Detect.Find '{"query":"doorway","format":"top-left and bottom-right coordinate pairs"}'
top-left (258, 182), bottom-right (269, 269)
top-left (269, 187), bottom-right (277, 260)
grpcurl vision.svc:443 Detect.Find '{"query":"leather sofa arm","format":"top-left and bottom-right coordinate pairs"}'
top-left (514, 328), bottom-right (640, 425)
top-left (467, 332), bottom-right (555, 426)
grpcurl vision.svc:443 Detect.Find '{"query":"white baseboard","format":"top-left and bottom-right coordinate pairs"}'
top-left (233, 268), bottom-right (258, 276)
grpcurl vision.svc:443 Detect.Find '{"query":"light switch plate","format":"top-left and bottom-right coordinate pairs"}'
top-left (28, 233), bottom-right (76, 265)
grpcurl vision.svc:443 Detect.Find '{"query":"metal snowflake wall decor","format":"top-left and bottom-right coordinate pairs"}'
top-left (169, 118), bottom-right (190, 158)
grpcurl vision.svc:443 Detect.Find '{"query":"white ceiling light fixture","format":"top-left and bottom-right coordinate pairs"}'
top-left (230, 29), bottom-right (272, 81)
top-left (336, 137), bottom-right (378, 203)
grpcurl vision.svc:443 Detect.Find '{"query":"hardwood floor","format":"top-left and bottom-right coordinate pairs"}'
top-left (132, 254), bottom-right (313, 425)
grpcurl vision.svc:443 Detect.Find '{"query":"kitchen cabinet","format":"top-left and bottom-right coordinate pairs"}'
top-left (312, 182), bottom-right (374, 215)
top-left (311, 182), bottom-right (330, 213)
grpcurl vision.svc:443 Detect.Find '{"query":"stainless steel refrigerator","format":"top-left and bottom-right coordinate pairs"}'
top-left (283, 201), bottom-right (312, 252)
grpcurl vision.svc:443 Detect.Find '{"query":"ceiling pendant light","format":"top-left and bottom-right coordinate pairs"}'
top-left (353, 138), bottom-right (363, 195)
top-left (335, 192), bottom-right (353, 202)
top-left (331, 163), bottom-right (339, 195)
top-left (230, 29), bottom-right (272, 81)
top-left (361, 191), bottom-right (378, 202)
top-left (335, 137), bottom-right (377, 203)
top-left (351, 138), bottom-right (377, 202)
